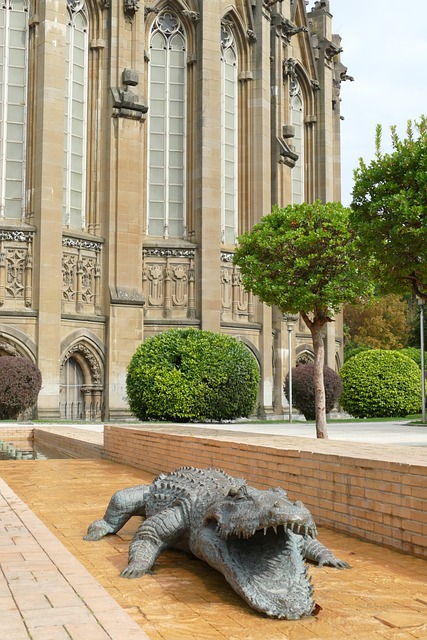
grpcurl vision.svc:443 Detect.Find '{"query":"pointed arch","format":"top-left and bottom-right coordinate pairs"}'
top-left (0, 324), bottom-right (37, 361)
top-left (60, 332), bottom-right (105, 420)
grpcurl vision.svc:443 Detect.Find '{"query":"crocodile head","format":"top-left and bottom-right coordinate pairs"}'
top-left (190, 483), bottom-right (317, 619)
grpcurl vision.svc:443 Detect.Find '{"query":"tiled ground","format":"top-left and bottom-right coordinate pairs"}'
top-left (1, 458), bottom-right (426, 640)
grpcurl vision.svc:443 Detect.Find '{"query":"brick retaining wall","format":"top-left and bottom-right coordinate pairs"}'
top-left (34, 428), bottom-right (103, 459)
top-left (103, 425), bottom-right (427, 560)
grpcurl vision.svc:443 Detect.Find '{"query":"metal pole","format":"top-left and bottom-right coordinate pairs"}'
top-left (288, 326), bottom-right (292, 423)
top-left (419, 299), bottom-right (426, 423)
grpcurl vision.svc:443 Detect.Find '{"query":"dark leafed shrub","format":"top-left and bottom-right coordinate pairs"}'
top-left (284, 364), bottom-right (343, 420)
top-left (339, 349), bottom-right (421, 418)
top-left (126, 328), bottom-right (260, 422)
top-left (0, 356), bottom-right (42, 420)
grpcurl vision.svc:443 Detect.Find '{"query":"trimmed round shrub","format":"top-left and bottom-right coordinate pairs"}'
top-left (284, 364), bottom-right (343, 420)
top-left (400, 347), bottom-right (427, 369)
top-left (339, 350), bottom-right (421, 418)
top-left (126, 329), bottom-right (260, 422)
top-left (0, 356), bottom-right (42, 420)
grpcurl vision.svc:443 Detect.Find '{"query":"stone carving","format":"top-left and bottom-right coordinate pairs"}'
top-left (62, 241), bottom-right (101, 314)
top-left (142, 250), bottom-right (195, 319)
top-left (0, 230), bottom-right (33, 243)
top-left (0, 234), bottom-right (33, 307)
top-left (124, 0), bottom-right (139, 18)
top-left (61, 343), bottom-right (102, 384)
top-left (182, 9), bottom-right (200, 22)
top-left (85, 467), bottom-right (349, 619)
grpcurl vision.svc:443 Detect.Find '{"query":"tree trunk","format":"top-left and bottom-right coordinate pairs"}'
top-left (300, 312), bottom-right (329, 439)
top-left (311, 325), bottom-right (328, 439)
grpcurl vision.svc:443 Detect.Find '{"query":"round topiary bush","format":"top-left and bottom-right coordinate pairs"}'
top-left (0, 356), bottom-right (42, 420)
top-left (126, 329), bottom-right (260, 422)
top-left (284, 364), bottom-right (343, 420)
top-left (339, 349), bottom-right (421, 418)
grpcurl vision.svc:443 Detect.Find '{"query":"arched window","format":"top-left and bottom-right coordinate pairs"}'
top-left (220, 23), bottom-right (238, 245)
top-left (147, 11), bottom-right (186, 238)
top-left (290, 77), bottom-right (304, 204)
top-left (60, 357), bottom-right (84, 419)
top-left (63, 0), bottom-right (88, 229)
top-left (0, 0), bottom-right (29, 220)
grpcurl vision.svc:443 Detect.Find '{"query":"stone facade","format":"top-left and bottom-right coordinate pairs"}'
top-left (0, 0), bottom-right (348, 419)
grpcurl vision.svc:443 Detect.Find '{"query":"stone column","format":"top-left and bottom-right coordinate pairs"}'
top-left (194, 3), bottom-right (222, 332)
top-left (105, 2), bottom-right (146, 418)
top-left (32, 1), bottom-right (68, 418)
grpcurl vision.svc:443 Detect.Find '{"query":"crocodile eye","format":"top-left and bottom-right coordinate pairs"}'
top-left (228, 485), bottom-right (248, 500)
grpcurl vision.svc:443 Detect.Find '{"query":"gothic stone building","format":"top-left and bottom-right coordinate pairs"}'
top-left (0, 0), bottom-right (347, 420)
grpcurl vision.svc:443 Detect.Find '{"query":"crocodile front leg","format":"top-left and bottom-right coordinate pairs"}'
top-left (84, 485), bottom-right (149, 541)
top-left (121, 505), bottom-right (187, 578)
top-left (302, 537), bottom-right (350, 569)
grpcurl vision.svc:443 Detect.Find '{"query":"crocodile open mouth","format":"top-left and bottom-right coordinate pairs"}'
top-left (197, 521), bottom-right (316, 619)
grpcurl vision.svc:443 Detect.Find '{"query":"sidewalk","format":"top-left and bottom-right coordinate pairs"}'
top-left (0, 474), bottom-right (150, 640)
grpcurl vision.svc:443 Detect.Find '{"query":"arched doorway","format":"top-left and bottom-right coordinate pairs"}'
top-left (59, 342), bottom-right (104, 421)
top-left (59, 357), bottom-right (84, 420)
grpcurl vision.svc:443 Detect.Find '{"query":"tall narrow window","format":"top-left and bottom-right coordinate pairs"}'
top-left (63, 0), bottom-right (88, 229)
top-left (290, 77), bottom-right (304, 204)
top-left (148, 12), bottom-right (186, 238)
top-left (0, 0), bottom-right (29, 220)
top-left (220, 24), bottom-right (238, 245)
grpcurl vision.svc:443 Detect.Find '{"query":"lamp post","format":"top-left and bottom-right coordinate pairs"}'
top-left (417, 297), bottom-right (426, 423)
top-left (285, 315), bottom-right (298, 423)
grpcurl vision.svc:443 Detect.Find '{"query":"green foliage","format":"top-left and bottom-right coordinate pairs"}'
top-left (339, 350), bottom-right (421, 418)
top-left (400, 347), bottom-right (427, 369)
top-left (0, 356), bottom-right (42, 420)
top-left (284, 364), bottom-right (343, 420)
top-left (351, 116), bottom-right (427, 300)
top-left (126, 329), bottom-right (260, 422)
top-left (343, 344), bottom-right (370, 363)
top-left (234, 201), bottom-right (373, 317)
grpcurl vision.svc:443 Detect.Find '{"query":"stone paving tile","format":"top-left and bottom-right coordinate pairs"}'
top-left (0, 473), bottom-right (151, 640)
top-left (1, 459), bottom-right (426, 640)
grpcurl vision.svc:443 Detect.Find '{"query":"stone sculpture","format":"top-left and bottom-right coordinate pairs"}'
top-left (84, 467), bottom-right (349, 619)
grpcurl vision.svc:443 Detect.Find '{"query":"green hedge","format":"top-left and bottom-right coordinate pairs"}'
top-left (339, 350), bottom-right (421, 418)
top-left (126, 329), bottom-right (260, 422)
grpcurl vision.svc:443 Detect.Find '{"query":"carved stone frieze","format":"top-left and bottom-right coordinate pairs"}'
top-left (142, 250), bottom-right (196, 320)
top-left (0, 233), bottom-right (33, 307)
top-left (143, 247), bottom-right (196, 259)
top-left (0, 230), bottom-right (33, 243)
top-left (62, 240), bottom-right (102, 315)
top-left (62, 236), bottom-right (102, 252)
top-left (220, 255), bottom-right (253, 323)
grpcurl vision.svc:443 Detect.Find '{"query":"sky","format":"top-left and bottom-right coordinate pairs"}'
top-left (315, 0), bottom-right (427, 205)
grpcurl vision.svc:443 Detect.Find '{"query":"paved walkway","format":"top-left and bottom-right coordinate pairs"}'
top-left (29, 417), bottom-right (427, 447)
top-left (0, 424), bottom-right (426, 639)
top-left (0, 473), bottom-right (149, 640)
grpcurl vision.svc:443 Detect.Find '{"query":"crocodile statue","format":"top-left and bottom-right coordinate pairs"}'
top-left (84, 466), bottom-right (349, 619)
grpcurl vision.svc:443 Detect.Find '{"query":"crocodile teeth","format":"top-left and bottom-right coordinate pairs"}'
top-left (273, 526), bottom-right (277, 534)
top-left (264, 527), bottom-right (268, 536)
